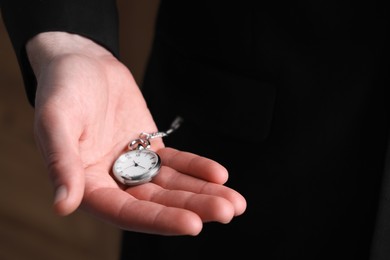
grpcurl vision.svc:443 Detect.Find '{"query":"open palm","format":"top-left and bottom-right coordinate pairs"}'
top-left (31, 37), bottom-right (246, 236)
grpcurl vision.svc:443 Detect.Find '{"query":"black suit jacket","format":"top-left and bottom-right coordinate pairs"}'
top-left (2, 1), bottom-right (390, 259)
top-left (1, 1), bottom-right (387, 137)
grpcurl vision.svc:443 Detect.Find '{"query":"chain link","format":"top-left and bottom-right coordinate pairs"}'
top-left (128, 116), bottom-right (183, 151)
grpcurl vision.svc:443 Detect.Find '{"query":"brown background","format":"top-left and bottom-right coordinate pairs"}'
top-left (0, 1), bottom-right (160, 259)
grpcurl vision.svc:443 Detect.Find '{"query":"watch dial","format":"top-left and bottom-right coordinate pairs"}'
top-left (113, 149), bottom-right (161, 185)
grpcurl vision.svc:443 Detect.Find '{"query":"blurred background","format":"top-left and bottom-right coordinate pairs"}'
top-left (0, 0), bottom-right (160, 259)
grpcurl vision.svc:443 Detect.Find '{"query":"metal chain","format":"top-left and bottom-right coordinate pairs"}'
top-left (128, 116), bottom-right (183, 151)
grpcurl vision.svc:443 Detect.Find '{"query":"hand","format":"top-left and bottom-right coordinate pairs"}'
top-left (27, 32), bottom-right (246, 235)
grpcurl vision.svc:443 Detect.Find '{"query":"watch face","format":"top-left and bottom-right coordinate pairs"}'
top-left (113, 149), bottom-right (161, 185)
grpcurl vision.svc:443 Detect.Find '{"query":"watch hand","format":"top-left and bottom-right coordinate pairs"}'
top-left (135, 161), bottom-right (146, 169)
top-left (124, 162), bottom-right (136, 170)
top-left (131, 160), bottom-right (146, 169)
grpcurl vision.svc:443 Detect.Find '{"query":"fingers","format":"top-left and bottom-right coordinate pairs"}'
top-left (81, 165), bottom-right (242, 235)
top-left (157, 148), bottom-right (247, 216)
top-left (152, 166), bottom-right (247, 217)
top-left (158, 147), bottom-right (229, 184)
top-left (82, 185), bottom-right (203, 236)
top-left (126, 183), bottom-right (235, 223)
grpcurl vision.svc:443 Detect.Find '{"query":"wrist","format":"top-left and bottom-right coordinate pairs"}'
top-left (26, 31), bottom-right (114, 78)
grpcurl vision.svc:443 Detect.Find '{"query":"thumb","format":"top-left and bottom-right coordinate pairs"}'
top-left (34, 119), bottom-right (85, 216)
top-left (49, 150), bottom-right (85, 216)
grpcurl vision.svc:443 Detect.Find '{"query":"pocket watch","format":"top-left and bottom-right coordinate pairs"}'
top-left (112, 116), bottom-right (183, 186)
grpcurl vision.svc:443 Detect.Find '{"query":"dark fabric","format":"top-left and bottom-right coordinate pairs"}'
top-left (370, 141), bottom-right (390, 260)
top-left (2, 0), bottom-right (390, 259)
top-left (134, 1), bottom-right (390, 259)
top-left (1, 0), bottom-right (119, 106)
top-left (121, 118), bottom-right (389, 259)
top-left (143, 1), bottom-right (390, 139)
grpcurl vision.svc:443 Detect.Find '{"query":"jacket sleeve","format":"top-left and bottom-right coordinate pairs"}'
top-left (1, 0), bottom-right (120, 106)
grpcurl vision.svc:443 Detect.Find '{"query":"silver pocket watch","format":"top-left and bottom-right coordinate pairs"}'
top-left (112, 116), bottom-right (182, 185)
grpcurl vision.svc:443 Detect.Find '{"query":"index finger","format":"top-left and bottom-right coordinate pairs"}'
top-left (158, 147), bottom-right (228, 184)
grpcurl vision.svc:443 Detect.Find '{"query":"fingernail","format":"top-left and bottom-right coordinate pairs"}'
top-left (54, 185), bottom-right (67, 204)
